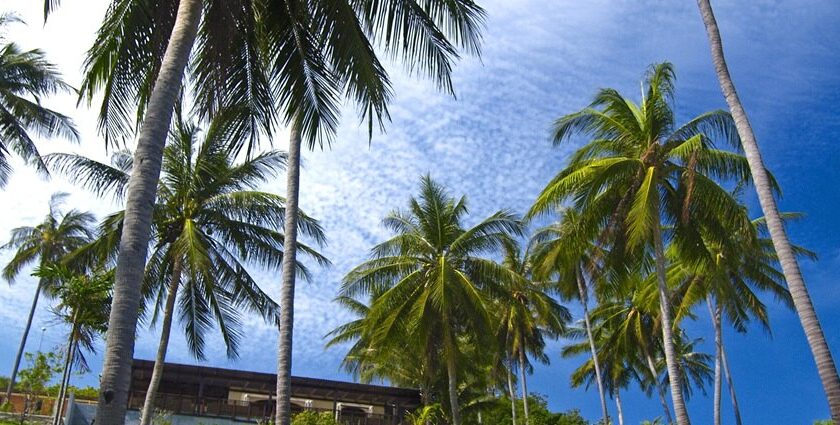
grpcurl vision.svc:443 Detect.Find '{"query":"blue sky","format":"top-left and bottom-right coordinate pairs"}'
top-left (1, 1), bottom-right (839, 424)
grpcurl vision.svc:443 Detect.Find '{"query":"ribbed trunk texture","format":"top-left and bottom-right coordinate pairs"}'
top-left (707, 297), bottom-right (722, 425)
top-left (642, 344), bottom-right (673, 425)
top-left (507, 359), bottom-right (517, 425)
top-left (576, 267), bottom-right (610, 423)
top-left (5, 280), bottom-right (43, 403)
top-left (613, 387), bottom-right (625, 425)
top-left (139, 258), bottom-right (183, 425)
top-left (518, 349), bottom-right (529, 425)
top-left (721, 345), bottom-right (743, 425)
top-left (696, 0), bottom-right (840, 421)
top-left (94, 1), bottom-right (202, 424)
top-left (275, 121), bottom-right (302, 425)
top-left (652, 212), bottom-right (691, 425)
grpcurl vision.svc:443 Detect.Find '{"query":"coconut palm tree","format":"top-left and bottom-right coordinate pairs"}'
top-left (32, 264), bottom-right (111, 425)
top-left (528, 62), bottom-right (754, 425)
top-left (530, 210), bottom-right (610, 423)
top-left (43, 1), bottom-right (484, 422)
top-left (694, 2), bottom-right (840, 420)
top-left (497, 240), bottom-right (570, 425)
top-left (1, 193), bottom-right (95, 404)
top-left (0, 13), bottom-right (78, 188)
top-left (46, 112), bottom-right (327, 425)
top-left (339, 176), bottom-right (521, 425)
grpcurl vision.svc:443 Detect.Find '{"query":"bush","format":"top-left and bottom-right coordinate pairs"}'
top-left (291, 411), bottom-right (339, 425)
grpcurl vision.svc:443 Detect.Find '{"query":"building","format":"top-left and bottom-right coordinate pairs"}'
top-left (123, 359), bottom-right (421, 425)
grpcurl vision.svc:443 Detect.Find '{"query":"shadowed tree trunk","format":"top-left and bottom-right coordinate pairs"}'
top-left (641, 343), bottom-right (673, 425)
top-left (140, 259), bottom-right (184, 425)
top-left (696, 1), bottom-right (840, 421)
top-left (54, 315), bottom-right (78, 425)
top-left (444, 328), bottom-right (462, 425)
top-left (576, 267), bottom-right (610, 423)
top-left (707, 297), bottom-right (722, 425)
top-left (507, 361), bottom-right (517, 425)
top-left (721, 345), bottom-right (743, 425)
top-left (518, 348), bottom-right (529, 425)
top-left (95, 1), bottom-right (202, 424)
top-left (275, 120), bottom-right (302, 425)
top-left (651, 206), bottom-right (691, 425)
top-left (613, 387), bottom-right (624, 425)
top-left (5, 280), bottom-right (43, 404)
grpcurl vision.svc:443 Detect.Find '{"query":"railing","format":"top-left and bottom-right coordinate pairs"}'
top-left (127, 393), bottom-right (404, 425)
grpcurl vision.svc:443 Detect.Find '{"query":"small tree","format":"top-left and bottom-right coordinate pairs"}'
top-left (17, 352), bottom-right (61, 423)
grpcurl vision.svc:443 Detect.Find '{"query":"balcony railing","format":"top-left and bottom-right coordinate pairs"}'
top-left (126, 393), bottom-right (404, 425)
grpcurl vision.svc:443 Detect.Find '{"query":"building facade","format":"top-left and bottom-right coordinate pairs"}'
top-left (125, 359), bottom-right (421, 425)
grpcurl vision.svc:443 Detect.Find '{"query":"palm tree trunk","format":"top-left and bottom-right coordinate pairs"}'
top-left (506, 358), bottom-right (517, 425)
top-left (706, 296), bottom-right (722, 425)
top-left (5, 279), bottom-right (43, 404)
top-left (651, 214), bottom-right (691, 425)
top-left (721, 344), bottom-right (743, 425)
top-left (54, 319), bottom-right (77, 425)
top-left (518, 349), bottom-right (529, 425)
top-left (613, 387), bottom-right (625, 425)
top-left (641, 344), bottom-right (673, 425)
top-left (275, 119), bottom-right (302, 425)
top-left (576, 267), bottom-right (610, 423)
top-left (139, 259), bottom-right (183, 425)
top-left (441, 326), bottom-right (462, 425)
top-left (696, 1), bottom-right (840, 420)
top-left (95, 1), bottom-right (202, 424)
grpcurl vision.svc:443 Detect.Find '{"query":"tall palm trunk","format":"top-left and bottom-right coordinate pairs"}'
top-left (576, 267), bottom-right (610, 423)
top-left (613, 387), bottom-right (625, 425)
top-left (517, 348), bottom-right (529, 425)
top-left (54, 315), bottom-right (78, 425)
top-left (94, 1), bottom-right (202, 424)
top-left (506, 360), bottom-right (517, 425)
top-left (275, 120), bottom-right (302, 425)
top-left (139, 259), bottom-right (184, 425)
top-left (721, 345), bottom-right (743, 425)
top-left (706, 297), bottom-right (722, 425)
top-left (5, 279), bottom-right (43, 403)
top-left (651, 208), bottom-right (691, 425)
top-left (696, 1), bottom-right (840, 420)
top-left (443, 327), bottom-right (462, 425)
top-left (641, 343), bottom-right (673, 425)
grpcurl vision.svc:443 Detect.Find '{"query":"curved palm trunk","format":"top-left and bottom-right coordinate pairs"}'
top-left (576, 267), bottom-right (610, 423)
top-left (613, 387), bottom-right (625, 425)
top-left (94, 1), bottom-right (202, 424)
top-left (139, 259), bottom-right (183, 425)
top-left (506, 362), bottom-right (517, 425)
top-left (721, 345), bottom-right (743, 425)
top-left (5, 280), bottom-right (43, 403)
top-left (54, 317), bottom-right (78, 425)
top-left (706, 297), bottom-right (722, 425)
top-left (651, 215), bottom-right (691, 425)
top-left (641, 343), bottom-right (673, 425)
top-left (696, 1), bottom-right (840, 420)
top-left (275, 120), bottom-right (302, 425)
top-left (518, 349), bottom-right (529, 425)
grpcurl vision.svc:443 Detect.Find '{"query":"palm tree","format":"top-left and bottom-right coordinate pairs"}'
top-left (47, 112), bottom-right (328, 425)
top-left (339, 176), bottom-right (521, 425)
top-left (1, 193), bottom-right (95, 404)
top-left (32, 264), bottom-right (111, 425)
top-left (529, 62), bottom-right (754, 425)
top-left (43, 1), bottom-right (484, 421)
top-left (0, 13), bottom-right (78, 188)
top-left (695, 2), bottom-right (840, 420)
top-left (497, 240), bottom-right (570, 425)
top-left (530, 210), bottom-right (610, 423)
